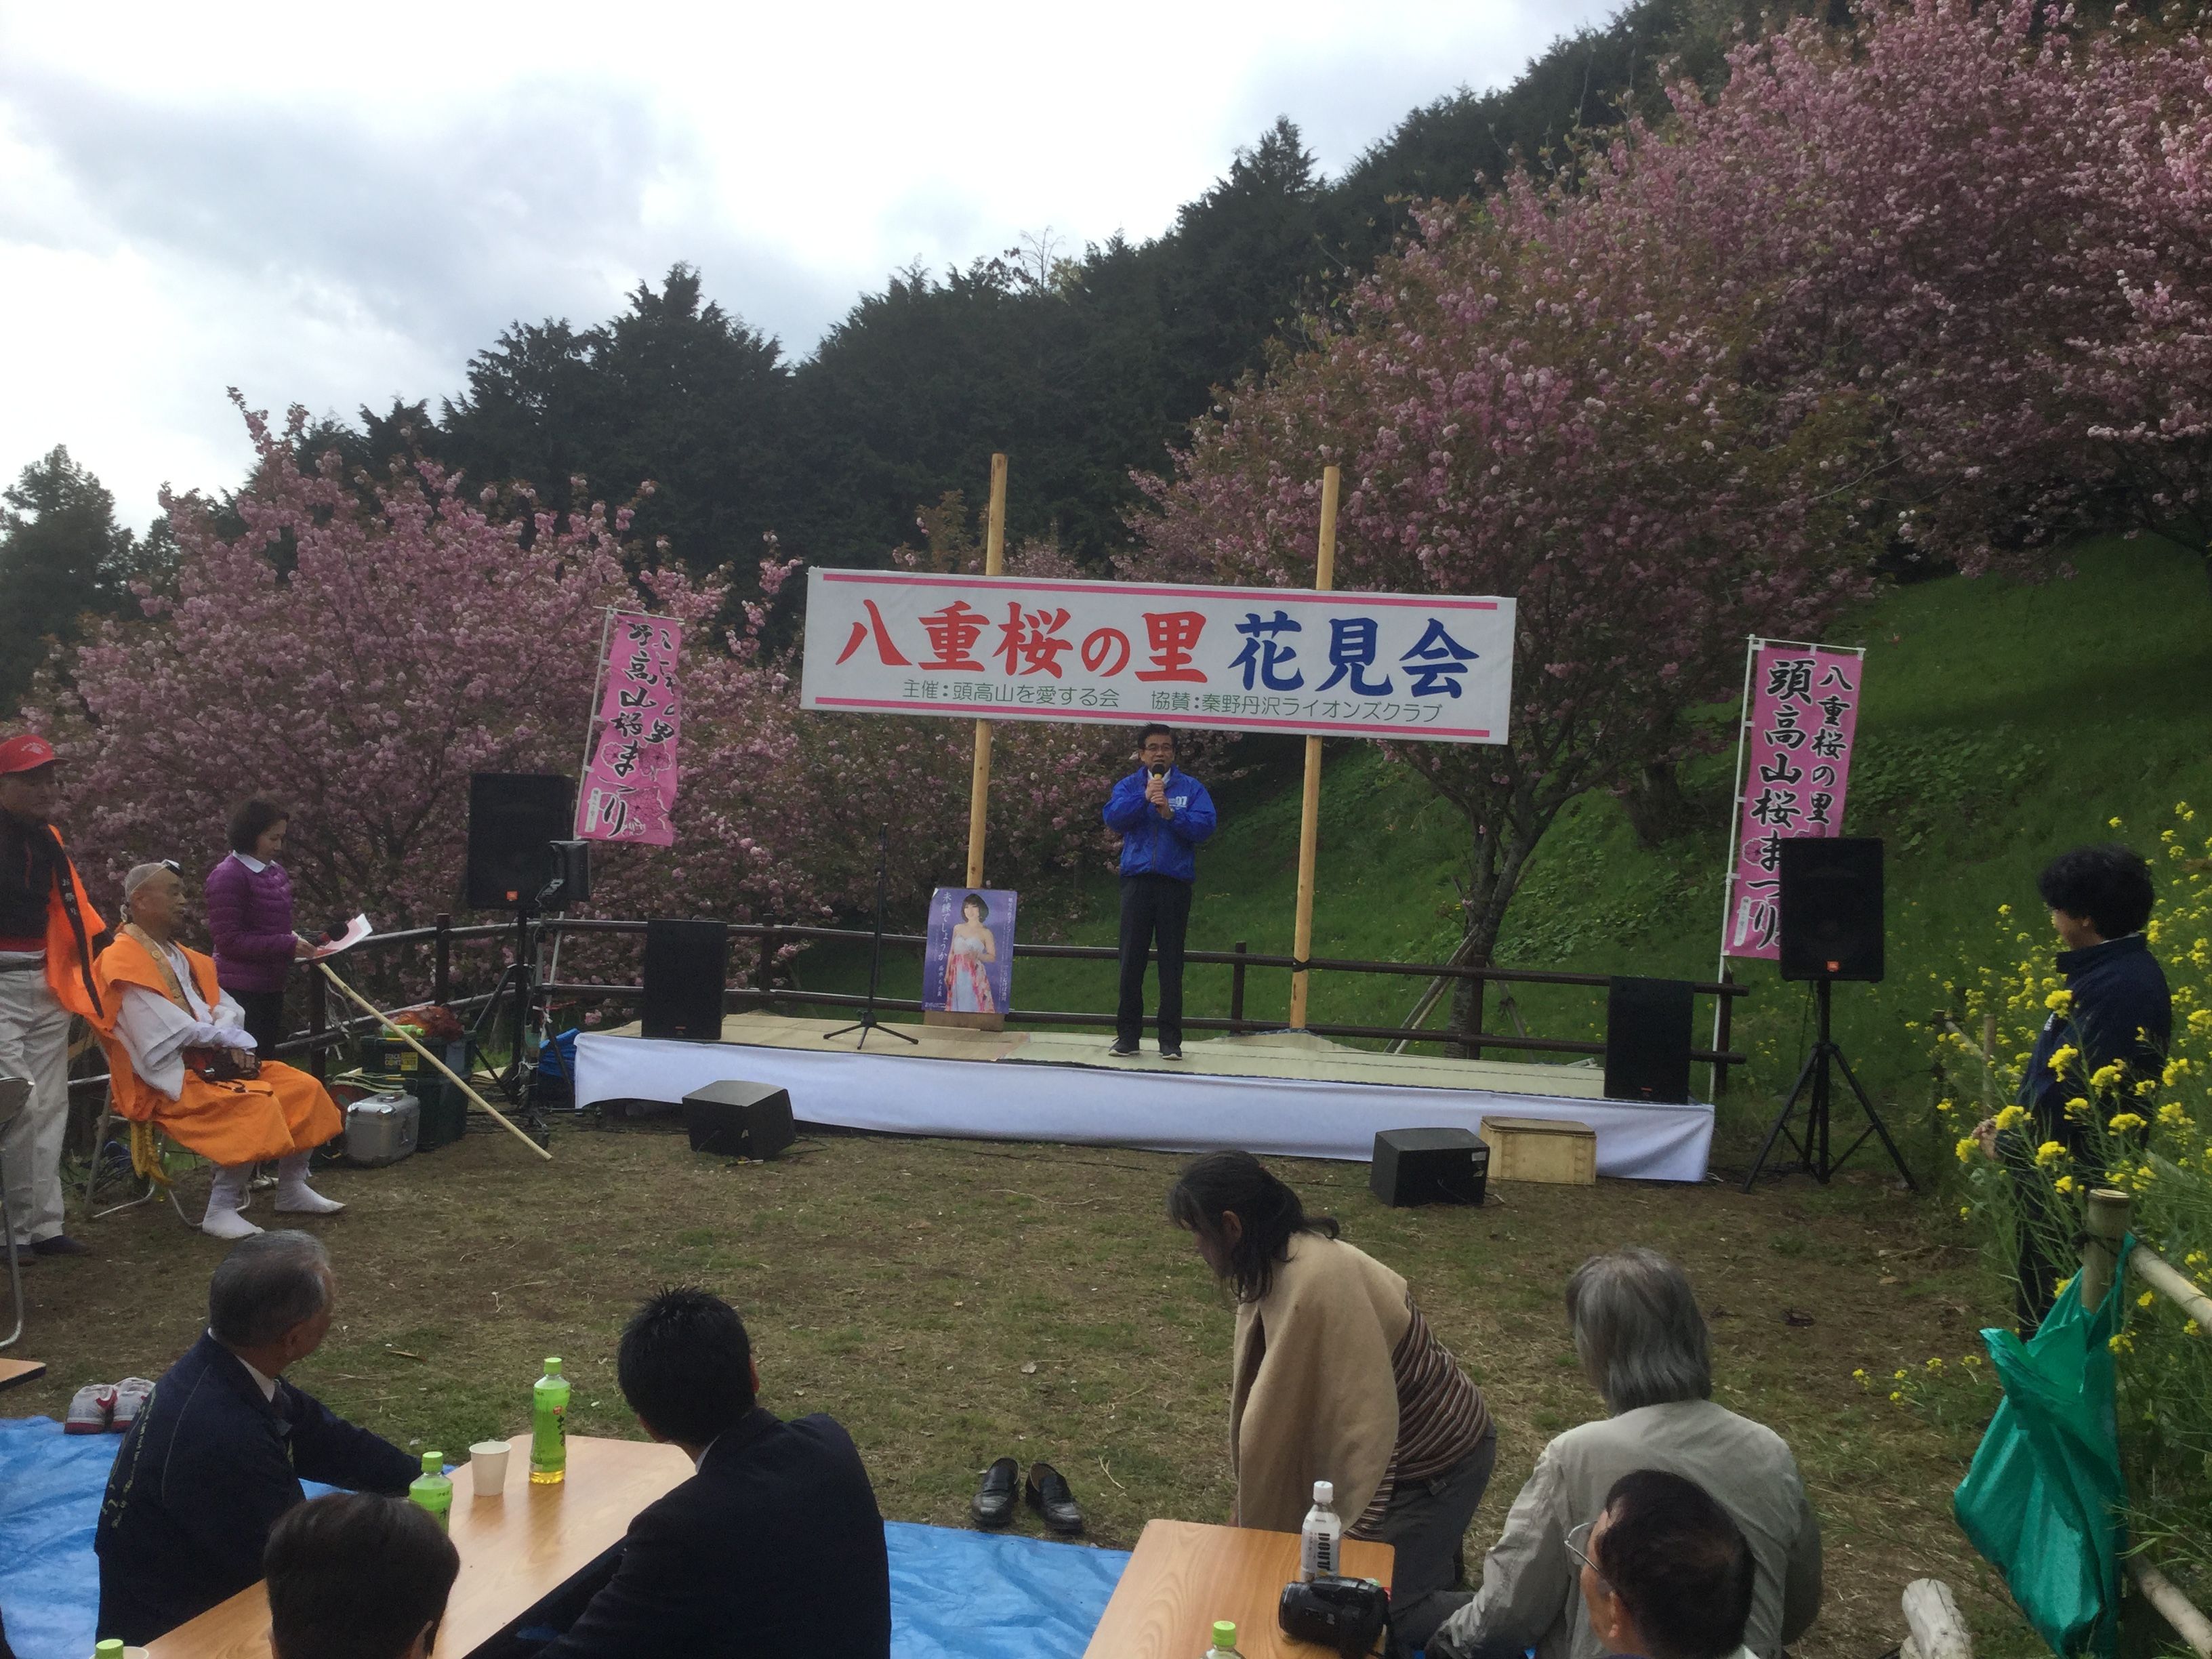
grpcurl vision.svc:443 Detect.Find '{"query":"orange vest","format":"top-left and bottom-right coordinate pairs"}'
top-left (94, 930), bottom-right (224, 1124)
top-left (41, 827), bottom-right (106, 1020)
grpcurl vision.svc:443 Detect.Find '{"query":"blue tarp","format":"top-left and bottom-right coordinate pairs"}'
top-left (0, 1416), bottom-right (1127, 1659)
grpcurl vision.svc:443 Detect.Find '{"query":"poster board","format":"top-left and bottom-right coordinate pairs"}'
top-left (922, 886), bottom-right (1017, 1031)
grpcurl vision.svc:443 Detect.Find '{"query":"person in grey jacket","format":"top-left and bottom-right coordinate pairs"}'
top-left (1429, 1248), bottom-right (1821, 1659)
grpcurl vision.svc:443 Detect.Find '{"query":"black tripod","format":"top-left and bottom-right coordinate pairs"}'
top-left (825, 827), bottom-right (916, 1050)
top-left (474, 866), bottom-right (582, 1139)
top-left (1743, 977), bottom-right (1916, 1191)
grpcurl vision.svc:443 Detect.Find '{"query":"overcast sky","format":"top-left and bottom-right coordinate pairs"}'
top-left (1, 1), bottom-right (1618, 531)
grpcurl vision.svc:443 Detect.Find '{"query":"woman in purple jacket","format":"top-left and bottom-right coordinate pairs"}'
top-left (203, 797), bottom-right (312, 1052)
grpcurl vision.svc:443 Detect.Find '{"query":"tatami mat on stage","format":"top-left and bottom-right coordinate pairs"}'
top-left (595, 1012), bottom-right (1032, 1062)
top-left (1010, 1027), bottom-right (1609, 1098)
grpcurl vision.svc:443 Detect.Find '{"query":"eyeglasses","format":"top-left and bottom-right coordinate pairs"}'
top-left (1565, 1521), bottom-right (1610, 1595)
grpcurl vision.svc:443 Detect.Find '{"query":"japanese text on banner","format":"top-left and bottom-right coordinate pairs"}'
top-left (798, 570), bottom-right (1516, 745)
top-left (1722, 642), bottom-right (1864, 959)
top-left (577, 613), bottom-right (682, 846)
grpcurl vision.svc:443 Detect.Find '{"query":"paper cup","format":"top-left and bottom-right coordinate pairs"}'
top-left (469, 1441), bottom-right (511, 1496)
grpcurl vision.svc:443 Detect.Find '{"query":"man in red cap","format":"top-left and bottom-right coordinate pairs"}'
top-left (1, 731), bottom-right (106, 1257)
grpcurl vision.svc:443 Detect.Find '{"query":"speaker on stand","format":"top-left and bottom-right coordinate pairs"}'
top-left (464, 773), bottom-right (579, 1142)
top-left (1743, 837), bottom-right (1917, 1191)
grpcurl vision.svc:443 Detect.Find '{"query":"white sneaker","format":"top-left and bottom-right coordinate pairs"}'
top-left (275, 1185), bottom-right (346, 1215)
top-left (201, 1205), bottom-right (262, 1241)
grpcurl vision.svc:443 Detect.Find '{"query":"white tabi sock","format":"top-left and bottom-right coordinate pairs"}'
top-left (274, 1151), bottom-right (345, 1214)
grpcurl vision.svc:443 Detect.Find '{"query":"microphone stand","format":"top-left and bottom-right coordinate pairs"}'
top-left (824, 827), bottom-right (916, 1050)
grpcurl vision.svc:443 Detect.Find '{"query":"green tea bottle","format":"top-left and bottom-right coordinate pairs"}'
top-left (1203, 1620), bottom-right (1242, 1658)
top-left (409, 1450), bottom-right (453, 1531)
top-left (531, 1357), bottom-right (570, 1484)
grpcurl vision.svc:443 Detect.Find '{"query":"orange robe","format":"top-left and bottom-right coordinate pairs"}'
top-left (94, 932), bottom-right (341, 1166)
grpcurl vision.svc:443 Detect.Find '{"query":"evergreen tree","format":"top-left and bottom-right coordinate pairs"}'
top-left (0, 447), bottom-right (144, 707)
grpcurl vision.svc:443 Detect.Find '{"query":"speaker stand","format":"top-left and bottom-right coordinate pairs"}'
top-left (824, 827), bottom-right (917, 1051)
top-left (1742, 979), bottom-right (1916, 1192)
top-left (472, 905), bottom-right (552, 1142)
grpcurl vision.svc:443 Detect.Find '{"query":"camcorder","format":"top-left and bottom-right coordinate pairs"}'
top-left (1278, 1573), bottom-right (1394, 1658)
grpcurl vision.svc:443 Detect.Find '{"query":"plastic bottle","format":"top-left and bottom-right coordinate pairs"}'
top-left (531, 1357), bottom-right (570, 1484)
top-left (1299, 1479), bottom-right (1342, 1581)
top-left (409, 1450), bottom-right (453, 1532)
top-left (1202, 1619), bottom-right (1242, 1658)
top-left (94, 1641), bottom-right (127, 1659)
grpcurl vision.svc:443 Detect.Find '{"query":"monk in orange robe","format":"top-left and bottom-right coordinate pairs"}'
top-left (96, 862), bottom-right (346, 1240)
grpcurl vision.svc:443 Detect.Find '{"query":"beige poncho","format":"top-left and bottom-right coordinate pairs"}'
top-left (1229, 1233), bottom-right (1412, 1532)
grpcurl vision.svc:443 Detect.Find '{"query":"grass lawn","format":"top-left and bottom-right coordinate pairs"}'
top-left (10, 1123), bottom-right (2032, 1658)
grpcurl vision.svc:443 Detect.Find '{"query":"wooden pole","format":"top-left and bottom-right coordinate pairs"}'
top-left (1288, 465), bottom-right (1340, 1031)
top-left (964, 453), bottom-right (1009, 887)
top-left (2080, 1187), bottom-right (2131, 1310)
top-left (316, 963), bottom-right (552, 1162)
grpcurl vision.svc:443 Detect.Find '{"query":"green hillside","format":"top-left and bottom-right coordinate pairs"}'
top-left (804, 536), bottom-right (2212, 1164)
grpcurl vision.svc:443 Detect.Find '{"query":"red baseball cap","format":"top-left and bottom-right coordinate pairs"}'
top-left (0, 734), bottom-right (58, 775)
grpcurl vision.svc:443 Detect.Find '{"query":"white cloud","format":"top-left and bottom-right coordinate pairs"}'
top-left (0, 0), bottom-right (1617, 528)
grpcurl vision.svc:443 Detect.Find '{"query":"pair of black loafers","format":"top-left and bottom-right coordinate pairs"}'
top-left (970, 1456), bottom-right (1083, 1535)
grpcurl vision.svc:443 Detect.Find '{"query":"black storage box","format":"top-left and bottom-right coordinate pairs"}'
top-left (682, 1079), bottom-right (796, 1160)
top-left (1370, 1127), bottom-right (1489, 1207)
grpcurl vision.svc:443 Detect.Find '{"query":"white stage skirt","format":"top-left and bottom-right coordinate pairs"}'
top-left (573, 1033), bottom-right (1714, 1182)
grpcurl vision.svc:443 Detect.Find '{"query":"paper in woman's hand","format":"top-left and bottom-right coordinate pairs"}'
top-left (306, 914), bottom-right (373, 959)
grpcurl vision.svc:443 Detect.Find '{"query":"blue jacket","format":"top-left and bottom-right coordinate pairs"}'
top-left (537, 1406), bottom-right (891, 1659)
top-left (1103, 766), bottom-right (1217, 883)
top-left (96, 1332), bottom-right (415, 1644)
top-left (2018, 933), bottom-right (2173, 1147)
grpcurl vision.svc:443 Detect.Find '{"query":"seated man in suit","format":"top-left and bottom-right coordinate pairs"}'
top-left (538, 1287), bottom-right (893, 1658)
top-left (95, 861), bottom-right (348, 1240)
top-left (266, 1493), bottom-right (461, 1659)
top-left (95, 1232), bottom-right (417, 1645)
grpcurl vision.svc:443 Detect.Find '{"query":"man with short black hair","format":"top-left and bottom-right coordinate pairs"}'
top-left (537, 1286), bottom-right (891, 1658)
top-left (266, 1493), bottom-right (459, 1659)
top-left (1576, 1470), bottom-right (1757, 1659)
top-left (95, 1233), bottom-right (415, 1645)
top-left (1103, 724), bottom-right (1216, 1060)
top-left (1984, 841), bottom-right (2173, 1331)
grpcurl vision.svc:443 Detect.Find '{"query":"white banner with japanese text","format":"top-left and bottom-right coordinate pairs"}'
top-left (799, 570), bottom-right (1515, 743)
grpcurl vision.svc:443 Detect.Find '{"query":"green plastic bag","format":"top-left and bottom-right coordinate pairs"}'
top-left (1954, 1240), bottom-right (2134, 1658)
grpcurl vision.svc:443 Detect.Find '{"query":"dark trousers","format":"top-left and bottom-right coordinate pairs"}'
top-left (1116, 874), bottom-right (1193, 1051)
top-left (229, 987), bottom-right (287, 1056)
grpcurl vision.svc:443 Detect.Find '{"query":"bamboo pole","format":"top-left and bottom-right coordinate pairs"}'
top-left (2133, 1556), bottom-right (2212, 1659)
top-left (2080, 1187), bottom-right (2131, 1311)
top-left (316, 964), bottom-right (552, 1162)
top-left (1288, 465), bottom-right (1340, 1031)
top-left (964, 453), bottom-right (1009, 887)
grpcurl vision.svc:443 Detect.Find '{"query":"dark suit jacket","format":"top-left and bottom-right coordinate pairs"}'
top-left (538, 1407), bottom-right (892, 1658)
top-left (94, 1332), bottom-right (416, 1645)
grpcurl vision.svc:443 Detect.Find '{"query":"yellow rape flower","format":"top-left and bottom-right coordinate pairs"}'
top-left (1925, 1357), bottom-right (1944, 1372)
top-left (2034, 1141), bottom-right (2067, 1167)
top-left (1955, 1135), bottom-right (1980, 1164)
top-left (2108, 816), bottom-right (2124, 829)
top-left (2066, 1097), bottom-right (2093, 1122)
top-left (2138, 1290), bottom-right (2156, 1308)
top-left (2188, 1009), bottom-right (2212, 1036)
top-left (2158, 1102), bottom-right (2190, 1130)
top-left (2164, 1057), bottom-right (2194, 1086)
top-left (2108, 1112), bottom-right (2148, 1134)
top-left (2055, 1175), bottom-right (2078, 1195)
top-left (2090, 1062), bottom-right (2126, 1091)
top-left (2045, 988), bottom-right (2072, 1012)
top-left (2048, 1045), bottom-right (2080, 1075)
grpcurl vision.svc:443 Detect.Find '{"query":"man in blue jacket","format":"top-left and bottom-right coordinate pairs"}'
top-left (1103, 724), bottom-right (1218, 1060)
top-left (96, 1231), bottom-right (415, 1644)
top-left (1986, 841), bottom-right (2172, 1333)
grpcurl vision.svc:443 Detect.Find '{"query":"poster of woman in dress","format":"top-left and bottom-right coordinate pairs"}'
top-left (922, 886), bottom-right (1016, 1018)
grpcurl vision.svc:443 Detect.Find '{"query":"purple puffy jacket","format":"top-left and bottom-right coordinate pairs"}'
top-left (203, 853), bottom-right (296, 994)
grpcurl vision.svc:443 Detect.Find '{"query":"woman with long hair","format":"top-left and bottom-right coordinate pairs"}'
top-left (1167, 1149), bottom-right (1497, 1650)
top-left (943, 893), bottom-right (996, 1014)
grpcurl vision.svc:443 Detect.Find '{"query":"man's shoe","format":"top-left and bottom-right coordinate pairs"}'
top-left (1107, 1042), bottom-right (1141, 1058)
top-left (201, 1206), bottom-right (262, 1242)
top-left (1025, 1461), bottom-right (1084, 1535)
top-left (970, 1456), bottom-right (1020, 1528)
top-left (65, 1383), bottom-right (116, 1435)
top-left (1159, 1046), bottom-right (1185, 1061)
top-left (28, 1233), bottom-right (91, 1258)
top-left (110, 1377), bottom-right (155, 1433)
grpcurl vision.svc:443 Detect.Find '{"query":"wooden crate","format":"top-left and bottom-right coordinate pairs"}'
top-left (1479, 1115), bottom-right (1597, 1186)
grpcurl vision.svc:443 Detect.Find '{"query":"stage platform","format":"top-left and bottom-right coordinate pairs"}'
top-left (573, 1016), bottom-right (1713, 1181)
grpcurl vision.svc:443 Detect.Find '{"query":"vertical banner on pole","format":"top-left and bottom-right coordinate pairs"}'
top-left (577, 612), bottom-right (684, 846)
top-left (1719, 640), bottom-right (1867, 960)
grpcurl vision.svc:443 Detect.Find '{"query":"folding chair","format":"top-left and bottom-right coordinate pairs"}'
top-left (1, 1075), bottom-right (28, 1349)
top-left (81, 1082), bottom-right (201, 1230)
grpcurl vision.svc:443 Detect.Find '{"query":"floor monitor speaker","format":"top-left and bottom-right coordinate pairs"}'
top-left (682, 1079), bottom-right (795, 1160)
top-left (1605, 977), bottom-right (1694, 1104)
top-left (1779, 836), bottom-right (1885, 982)
top-left (466, 774), bottom-right (574, 909)
top-left (642, 919), bottom-right (729, 1042)
top-left (1370, 1128), bottom-right (1489, 1207)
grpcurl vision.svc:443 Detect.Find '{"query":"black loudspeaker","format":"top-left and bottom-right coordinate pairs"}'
top-left (641, 919), bottom-right (729, 1041)
top-left (682, 1079), bottom-right (796, 1160)
top-left (1779, 836), bottom-right (1885, 983)
top-left (1370, 1128), bottom-right (1489, 1207)
top-left (466, 774), bottom-right (574, 909)
top-left (1605, 977), bottom-right (1694, 1104)
top-left (546, 840), bottom-right (591, 908)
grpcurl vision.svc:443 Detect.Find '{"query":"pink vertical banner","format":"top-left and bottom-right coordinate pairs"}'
top-left (576, 612), bottom-right (682, 846)
top-left (1721, 641), bottom-right (1865, 960)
